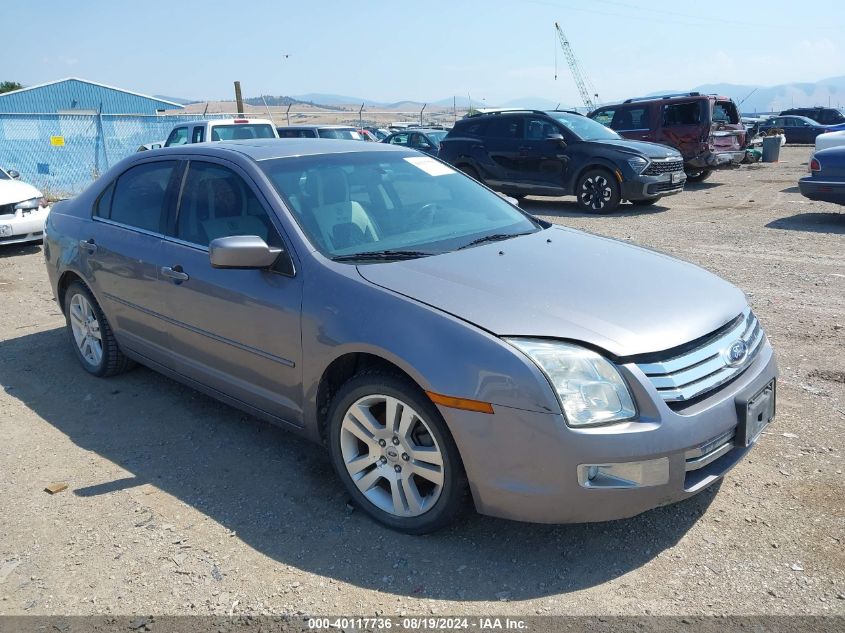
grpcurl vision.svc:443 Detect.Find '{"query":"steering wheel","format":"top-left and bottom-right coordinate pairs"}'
top-left (409, 202), bottom-right (440, 228)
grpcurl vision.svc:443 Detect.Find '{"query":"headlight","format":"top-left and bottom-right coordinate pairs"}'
top-left (506, 339), bottom-right (636, 427)
top-left (626, 156), bottom-right (649, 174)
top-left (15, 197), bottom-right (48, 210)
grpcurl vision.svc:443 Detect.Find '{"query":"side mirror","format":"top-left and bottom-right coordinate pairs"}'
top-left (8, 169), bottom-right (20, 179)
top-left (504, 196), bottom-right (520, 206)
top-left (546, 133), bottom-right (566, 144)
top-left (209, 235), bottom-right (282, 269)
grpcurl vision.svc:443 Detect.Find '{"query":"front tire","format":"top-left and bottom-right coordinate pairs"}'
top-left (327, 371), bottom-right (467, 534)
top-left (576, 168), bottom-right (621, 213)
top-left (685, 168), bottom-right (712, 182)
top-left (64, 281), bottom-right (133, 377)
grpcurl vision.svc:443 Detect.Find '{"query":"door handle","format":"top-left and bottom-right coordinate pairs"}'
top-left (161, 265), bottom-right (189, 283)
top-left (79, 239), bottom-right (97, 254)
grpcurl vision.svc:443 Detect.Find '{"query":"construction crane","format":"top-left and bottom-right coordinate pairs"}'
top-left (554, 22), bottom-right (600, 111)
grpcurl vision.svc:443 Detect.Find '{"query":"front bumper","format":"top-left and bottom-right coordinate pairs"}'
top-left (438, 340), bottom-right (777, 524)
top-left (687, 150), bottom-right (745, 170)
top-left (0, 206), bottom-right (50, 245)
top-left (799, 176), bottom-right (845, 205)
top-left (622, 172), bottom-right (686, 200)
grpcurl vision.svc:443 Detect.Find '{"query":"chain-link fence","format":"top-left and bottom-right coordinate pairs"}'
top-left (0, 110), bottom-right (462, 199)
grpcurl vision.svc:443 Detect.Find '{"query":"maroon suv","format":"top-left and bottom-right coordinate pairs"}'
top-left (589, 92), bottom-right (746, 182)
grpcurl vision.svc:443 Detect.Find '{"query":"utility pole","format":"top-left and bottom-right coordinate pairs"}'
top-left (234, 81), bottom-right (244, 115)
top-left (420, 103), bottom-right (426, 126)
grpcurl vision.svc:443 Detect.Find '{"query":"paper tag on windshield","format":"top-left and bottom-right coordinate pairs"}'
top-left (404, 156), bottom-right (455, 176)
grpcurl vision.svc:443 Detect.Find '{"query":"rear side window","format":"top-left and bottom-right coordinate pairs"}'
top-left (165, 127), bottom-right (188, 146)
top-left (484, 117), bottom-right (524, 138)
top-left (662, 101), bottom-right (705, 126)
top-left (93, 181), bottom-right (116, 218)
top-left (192, 126), bottom-right (205, 143)
top-left (108, 161), bottom-right (177, 233)
top-left (389, 133), bottom-right (410, 145)
top-left (591, 109), bottom-right (614, 126)
top-left (713, 101), bottom-right (739, 124)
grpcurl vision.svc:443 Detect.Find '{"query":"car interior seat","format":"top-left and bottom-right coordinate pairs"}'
top-left (304, 167), bottom-right (379, 251)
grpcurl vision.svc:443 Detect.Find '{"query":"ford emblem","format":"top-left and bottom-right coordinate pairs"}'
top-left (725, 340), bottom-right (748, 367)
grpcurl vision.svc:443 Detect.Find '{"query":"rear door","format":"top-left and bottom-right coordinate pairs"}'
top-left (478, 115), bottom-right (524, 187)
top-left (86, 159), bottom-right (179, 363)
top-left (655, 100), bottom-right (708, 161)
top-left (598, 105), bottom-right (654, 141)
top-left (157, 158), bottom-right (304, 424)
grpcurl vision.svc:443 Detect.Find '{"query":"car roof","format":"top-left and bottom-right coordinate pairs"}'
top-left (139, 138), bottom-right (411, 161)
top-left (175, 119), bottom-right (274, 126)
top-left (390, 128), bottom-right (445, 133)
top-left (277, 124), bottom-right (356, 129)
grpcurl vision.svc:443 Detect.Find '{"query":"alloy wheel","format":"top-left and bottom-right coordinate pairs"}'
top-left (579, 174), bottom-right (612, 210)
top-left (339, 394), bottom-right (444, 517)
top-left (69, 293), bottom-right (103, 367)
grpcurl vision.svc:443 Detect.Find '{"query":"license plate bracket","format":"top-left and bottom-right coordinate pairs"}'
top-left (738, 380), bottom-right (776, 446)
top-left (0, 224), bottom-right (12, 237)
top-left (671, 172), bottom-right (684, 184)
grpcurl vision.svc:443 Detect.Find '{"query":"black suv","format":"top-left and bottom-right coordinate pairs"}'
top-left (779, 107), bottom-right (845, 126)
top-left (438, 109), bottom-right (686, 213)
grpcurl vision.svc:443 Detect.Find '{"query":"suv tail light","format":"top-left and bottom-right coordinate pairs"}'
top-left (810, 157), bottom-right (821, 172)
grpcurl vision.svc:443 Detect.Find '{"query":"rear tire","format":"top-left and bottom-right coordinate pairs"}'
top-left (64, 281), bottom-right (133, 377)
top-left (327, 370), bottom-right (468, 534)
top-left (576, 168), bottom-right (621, 213)
top-left (685, 168), bottom-right (712, 182)
top-left (631, 197), bottom-right (661, 207)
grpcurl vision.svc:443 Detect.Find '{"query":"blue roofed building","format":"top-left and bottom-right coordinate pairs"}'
top-left (0, 77), bottom-right (184, 114)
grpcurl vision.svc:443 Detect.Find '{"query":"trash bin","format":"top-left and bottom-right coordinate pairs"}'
top-left (762, 136), bottom-right (781, 162)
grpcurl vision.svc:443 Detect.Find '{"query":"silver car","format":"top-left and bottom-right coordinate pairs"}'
top-left (44, 139), bottom-right (778, 533)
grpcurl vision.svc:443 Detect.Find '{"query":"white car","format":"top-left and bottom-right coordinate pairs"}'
top-left (163, 118), bottom-right (278, 147)
top-left (0, 167), bottom-right (51, 245)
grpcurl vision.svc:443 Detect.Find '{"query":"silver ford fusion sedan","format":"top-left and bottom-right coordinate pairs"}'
top-left (44, 139), bottom-right (777, 533)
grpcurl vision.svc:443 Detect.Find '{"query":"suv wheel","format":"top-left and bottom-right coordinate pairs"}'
top-left (685, 169), bottom-right (712, 182)
top-left (327, 371), bottom-right (467, 534)
top-left (576, 168), bottom-right (620, 213)
top-left (64, 281), bottom-right (134, 377)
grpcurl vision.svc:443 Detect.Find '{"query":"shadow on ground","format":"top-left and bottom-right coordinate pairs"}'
top-left (780, 186), bottom-right (800, 194)
top-left (0, 328), bottom-right (714, 602)
top-left (683, 180), bottom-right (722, 192)
top-left (0, 243), bottom-right (42, 259)
top-left (520, 198), bottom-right (670, 218)
top-left (766, 212), bottom-right (845, 234)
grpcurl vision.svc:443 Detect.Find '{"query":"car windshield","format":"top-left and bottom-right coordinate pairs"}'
top-left (547, 112), bottom-right (621, 141)
top-left (260, 151), bottom-right (541, 261)
top-left (425, 131), bottom-right (448, 143)
top-left (211, 124), bottom-right (276, 141)
top-left (318, 128), bottom-right (362, 140)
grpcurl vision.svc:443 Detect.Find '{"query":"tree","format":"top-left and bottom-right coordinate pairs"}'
top-left (0, 81), bottom-right (24, 94)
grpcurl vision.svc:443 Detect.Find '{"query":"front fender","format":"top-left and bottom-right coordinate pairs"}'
top-left (299, 258), bottom-right (561, 437)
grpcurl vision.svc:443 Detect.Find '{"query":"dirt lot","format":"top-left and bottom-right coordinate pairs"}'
top-left (0, 146), bottom-right (843, 618)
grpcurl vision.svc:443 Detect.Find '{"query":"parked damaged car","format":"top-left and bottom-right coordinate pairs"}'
top-left (589, 92), bottom-right (746, 182)
top-left (0, 166), bottom-right (51, 245)
top-left (44, 139), bottom-right (777, 533)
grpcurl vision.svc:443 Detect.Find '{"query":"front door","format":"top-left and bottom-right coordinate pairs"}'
top-left (157, 159), bottom-right (304, 425)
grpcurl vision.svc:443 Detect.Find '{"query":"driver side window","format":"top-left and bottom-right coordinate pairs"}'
top-left (174, 161), bottom-right (282, 249)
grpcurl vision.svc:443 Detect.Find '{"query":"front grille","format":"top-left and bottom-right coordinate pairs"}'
top-left (637, 308), bottom-right (765, 403)
top-left (0, 203), bottom-right (17, 217)
top-left (644, 159), bottom-right (684, 175)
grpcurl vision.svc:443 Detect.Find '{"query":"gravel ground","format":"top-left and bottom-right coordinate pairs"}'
top-left (0, 145), bottom-right (843, 618)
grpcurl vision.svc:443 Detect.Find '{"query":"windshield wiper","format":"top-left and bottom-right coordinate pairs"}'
top-left (457, 232), bottom-right (532, 250)
top-left (332, 250), bottom-right (433, 262)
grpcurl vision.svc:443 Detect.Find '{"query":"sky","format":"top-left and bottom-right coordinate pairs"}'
top-left (6, 0), bottom-right (845, 106)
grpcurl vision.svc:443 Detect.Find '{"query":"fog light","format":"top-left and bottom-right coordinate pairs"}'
top-left (577, 458), bottom-right (669, 489)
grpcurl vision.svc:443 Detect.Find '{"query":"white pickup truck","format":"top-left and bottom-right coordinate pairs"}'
top-left (163, 118), bottom-right (278, 147)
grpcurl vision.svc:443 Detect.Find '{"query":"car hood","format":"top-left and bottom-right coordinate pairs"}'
top-left (585, 138), bottom-right (680, 159)
top-left (357, 227), bottom-right (747, 358)
top-left (0, 180), bottom-right (42, 206)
